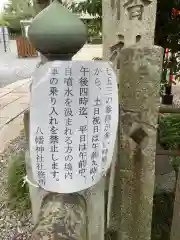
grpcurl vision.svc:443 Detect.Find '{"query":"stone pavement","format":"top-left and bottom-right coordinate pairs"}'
top-left (0, 78), bottom-right (31, 153)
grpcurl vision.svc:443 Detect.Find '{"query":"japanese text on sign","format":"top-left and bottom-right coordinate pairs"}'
top-left (30, 61), bottom-right (118, 193)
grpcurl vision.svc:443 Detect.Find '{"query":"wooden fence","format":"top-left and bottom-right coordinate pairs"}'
top-left (16, 36), bottom-right (38, 58)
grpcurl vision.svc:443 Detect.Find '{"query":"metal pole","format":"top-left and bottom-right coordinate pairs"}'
top-left (2, 27), bottom-right (7, 53)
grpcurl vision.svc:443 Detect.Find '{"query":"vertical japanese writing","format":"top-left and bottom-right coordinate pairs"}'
top-left (78, 66), bottom-right (90, 178)
top-left (90, 93), bottom-right (101, 180)
top-left (94, 67), bottom-right (102, 90)
top-left (103, 68), bottom-right (113, 168)
top-left (35, 127), bottom-right (45, 185)
top-left (49, 67), bottom-right (59, 181)
top-left (31, 61), bottom-right (117, 193)
top-left (89, 67), bottom-right (104, 180)
top-left (64, 66), bottom-right (73, 180)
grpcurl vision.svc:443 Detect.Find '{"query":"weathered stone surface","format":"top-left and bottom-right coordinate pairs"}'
top-left (102, 0), bottom-right (158, 100)
top-left (83, 178), bottom-right (105, 240)
top-left (102, 0), bottom-right (159, 233)
top-left (30, 193), bottom-right (87, 240)
top-left (103, 0), bottom-right (158, 61)
top-left (117, 45), bottom-right (163, 240)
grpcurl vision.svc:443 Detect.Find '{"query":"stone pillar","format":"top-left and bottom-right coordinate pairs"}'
top-left (102, 0), bottom-right (160, 234)
top-left (26, 0), bottom-right (88, 238)
top-left (103, 0), bottom-right (158, 61)
top-left (118, 45), bottom-right (163, 240)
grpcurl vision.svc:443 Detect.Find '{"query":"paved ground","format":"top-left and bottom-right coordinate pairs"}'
top-left (0, 41), bottom-right (102, 88)
top-left (0, 79), bottom-right (30, 153)
top-left (0, 57), bottom-right (38, 87)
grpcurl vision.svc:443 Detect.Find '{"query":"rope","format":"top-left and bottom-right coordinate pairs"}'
top-left (22, 175), bottom-right (39, 188)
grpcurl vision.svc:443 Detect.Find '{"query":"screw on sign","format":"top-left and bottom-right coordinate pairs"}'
top-left (30, 61), bottom-right (119, 193)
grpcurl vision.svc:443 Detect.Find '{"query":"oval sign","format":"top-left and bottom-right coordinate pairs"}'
top-left (30, 61), bottom-right (118, 193)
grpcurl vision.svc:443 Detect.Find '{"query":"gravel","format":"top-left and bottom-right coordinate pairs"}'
top-left (0, 131), bottom-right (33, 239)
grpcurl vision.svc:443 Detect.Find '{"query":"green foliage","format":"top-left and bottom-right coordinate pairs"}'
top-left (2, 0), bottom-right (36, 31)
top-left (87, 21), bottom-right (101, 37)
top-left (70, 0), bottom-right (102, 17)
top-left (82, 20), bottom-right (101, 42)
top-left (158, 114), bottom-right (180, 175)
top-left (174, 52), bottom-right (180, 77)
top-left (7, 151), bottom-right (31, 214)
top-left (160, 68), bottom-right (168, 95)
top-left (0, 15), bottom-right (9, 26)
top-left (158, 114), bottom-right (180, 149)
top-left (69, 0), bottom-right (102, 38)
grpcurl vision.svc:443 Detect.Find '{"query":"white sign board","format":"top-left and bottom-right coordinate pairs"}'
top-left (30, 61), bottom-right (118, 193)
